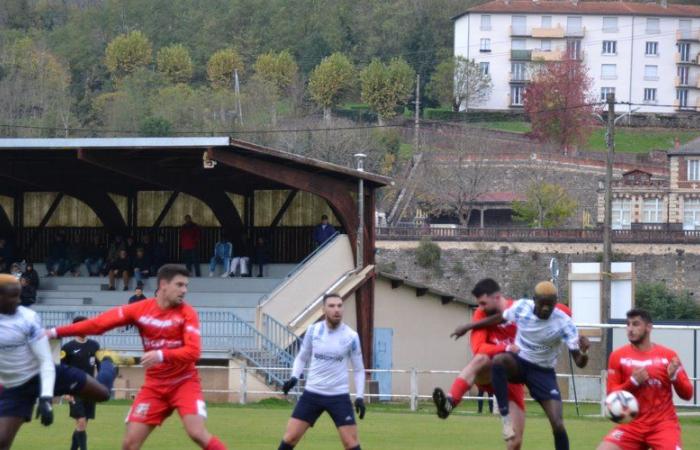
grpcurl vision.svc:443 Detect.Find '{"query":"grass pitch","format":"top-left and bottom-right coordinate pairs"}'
top-left (11, 400), bottom-right (700, 449)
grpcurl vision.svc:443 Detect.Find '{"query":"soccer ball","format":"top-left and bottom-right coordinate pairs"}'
top-left (605, 390), bottom-right (639, 424)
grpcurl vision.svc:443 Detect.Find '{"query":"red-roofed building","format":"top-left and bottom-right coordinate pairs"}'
top-left (453, 1), bottom-right (700, 113)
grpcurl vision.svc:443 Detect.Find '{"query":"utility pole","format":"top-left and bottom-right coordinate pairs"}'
top-left (601, 93), bottom-right (615, 367)
top-left (414, 74), bottom-right (420, 153)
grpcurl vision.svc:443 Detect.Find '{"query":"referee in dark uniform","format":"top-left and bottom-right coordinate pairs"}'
top-left (60, 316), bottom-right (100, 450)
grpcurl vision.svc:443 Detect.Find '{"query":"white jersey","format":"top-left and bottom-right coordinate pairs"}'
top-left (0, 306), bottom-right (45, 388)
top-left (292, 321), bottom-right (365, 397)
top-left (503, 299), bottom-right (580, 369)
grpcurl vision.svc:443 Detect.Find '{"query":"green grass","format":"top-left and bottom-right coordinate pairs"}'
top-left (474, 121), bottom-right (532, 134)
top-left (398, 143), bottom-right (414, 160)
top-left (12, 401), bottom-right (700, 449)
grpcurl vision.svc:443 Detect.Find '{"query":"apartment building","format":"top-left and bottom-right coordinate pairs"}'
top-left (453, 0), bottom-right (700, 113)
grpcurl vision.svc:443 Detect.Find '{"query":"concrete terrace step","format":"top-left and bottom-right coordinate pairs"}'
top-left (34, 305), bottom-right (257, 324)
top-left (41, 276), bottom-right (283, 293)
top-left (36, 291), bottom-right (264, 308)
top-left (32, 263), bottom-right (297, 279)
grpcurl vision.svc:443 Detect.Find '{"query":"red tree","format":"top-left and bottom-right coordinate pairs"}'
top-left (523, 58), bottom-right (596, 153)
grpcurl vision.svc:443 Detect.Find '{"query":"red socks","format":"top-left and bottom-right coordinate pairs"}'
top-left (205, 436), bottom-right (227, 450)
top-left (449, 378), bottom-right (471, 407)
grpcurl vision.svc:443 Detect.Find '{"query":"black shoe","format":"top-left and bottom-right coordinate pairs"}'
top-left (433, 387), bottom-right (453, 419)
top-left (108, 286), bottom-right (116, 291)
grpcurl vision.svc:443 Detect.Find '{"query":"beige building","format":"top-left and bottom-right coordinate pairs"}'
top-left (597, 138), bottom-right (700, 231)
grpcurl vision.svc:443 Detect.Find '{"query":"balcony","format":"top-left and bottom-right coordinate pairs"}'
top-left (677, 29), bottom-right (700, 42)
top-left (674, 99), bottom-right (699, 111)
top-left (509, 25), bottom-right (529, 37)
top-left (531, 49), bottom-right (566, 62)
top-left (532, 26), bottom-right (565, 39)
top-left (509, 73), bottom-right (529, 83)
top-left (510, 49), bottom-right (532, 61)
top-left (675, 53), bottom-right (700, 65)
top-left (565, 26), bottom-right (585, 38)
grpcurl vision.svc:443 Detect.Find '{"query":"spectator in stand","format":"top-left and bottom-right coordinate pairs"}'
top-left (124, 235), bottom-right (137, 258)
top-left (180, 214), bottom-right (201, 277)
top-left (141, 234), bottom-right (154, 261)
top-left (128, 285), bottom-right (147, 304)
top-left (313, 214), bottom-right (336, 248)
top-left (209, 233), bottom-right (233, 277)
top-left (106, 235), bottom-right (125, 268)
top-left (46, 233), bottom-right (69, 276)
top-left (65, 235), bottom-right (84, 277)
top-left (132, 247), bottom-right (152, 286)
top-left (0, 237), bottom-right (12, 273)
top-left (21, 263), bottom-right (39, 289)
top-left (83, 236), bottom-right (105, 277)
top-left (252, 237), bottom-right (270, 278)
top-left (151, 234), bottom-right (168, 274)
top-left (107, 249), bottom-right (132, 291)
top-left (19, 276), bottom-right (36, 307)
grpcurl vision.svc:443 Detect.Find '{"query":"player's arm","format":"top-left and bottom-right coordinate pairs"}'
top-left (48, 304), bottom-right (136, 338)
top-left (283, 326), bottom-right (313, 394)
top-left (562, 320), bottom-right (588, 368)
top-left (27, 316), bottom-right (56, 426)
top-left (606, 353), bottom-right (639, 393)
top-left (470, 326), bottom-right (509, 356)
top-left (451, 313), bottom-right (503, 340)
top-left (156, 307), bottom-right (202, 365)
top-left (668, 355), bottom-right (694, 400)
top-left (350, 334), bottom-right (367, 419)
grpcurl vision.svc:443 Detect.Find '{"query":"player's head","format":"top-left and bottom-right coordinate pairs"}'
top-left (156, 264), bottom-right (190, 306)
top-left (625, 308), bottom-right (653, 345)
top-left (0, 274), bottom-right (21, 315)
top-left (73, 315), bottom-right (88, 339)
top-left (533, 281), bottom-right (558, 319)
top-left (322, 293), bottom-right (343, 327)
top-left (471, 278), bottom-right (503, 314)
top-left (184, 214), bottom-right (192, 224)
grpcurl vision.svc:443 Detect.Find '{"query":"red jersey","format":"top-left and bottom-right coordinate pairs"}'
top-left (55, 298), bottom-right (201, 385)
top-left (607, 344), bottom-right (693, 427)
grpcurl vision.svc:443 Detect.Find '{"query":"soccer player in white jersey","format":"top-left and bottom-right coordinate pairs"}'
top-left (460, 281), bottom-right (589, 450)
top-left (0, 275), bottom-right (115, 450)
top-left (277, 293), bottom-right (366, 450)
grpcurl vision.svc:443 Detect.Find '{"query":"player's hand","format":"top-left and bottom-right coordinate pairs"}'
top-left (354, 398), bottom-right (366, 420)
top-left (668, 357), bottom-right (681, 379)
top-left (631, 367), bottom-right (649, 385)
top-left (450, 324), bottom-right (472, 340)
top-left (63, 395), bottom-right (74, 403)
top-left (36, 396), bottom-right (54, 426)
top-left (282, 376), bottom-right (298, 395)
top-left (140, 351), bottom-right (162, 368)
top-left (578, 336), bottom-right (590, 353)
top-left (506, 344), bottom-right (520, 353)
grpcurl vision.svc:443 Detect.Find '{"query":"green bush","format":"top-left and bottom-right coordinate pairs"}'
top-left (415, 238), bottom-right (441, 269)
top-left (635, 282), bottom-right (700, 321)
top-left (139, 117), bottom-right (172, 136)
top-left (423, 108), bottom-right (524, 123)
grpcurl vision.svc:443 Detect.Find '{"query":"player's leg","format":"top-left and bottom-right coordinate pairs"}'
top-left (326, 394), bottom-right (360, 448)
top-left (597, 423), bottom-right (645, 450)
top-left (506, 384), bottom-right (526, 450)
top-left (433, 353), bottom-right (492, 418)
top-left (490, 353), bottom-right (523, 441)
top-left (540, 399), bottom-right (569, 450)
top-left (122, 423), bottom-right (155, 450)
top-left (173, 379), bottom-right (226, 449)
top-left (279, 391), bottom-right (324, 449)
top-left (644, 421), bottom-right (682, 450)
top-left (337, 425), bottom-right (360, 449)
top-left (595, 443), bottom-right (623, 450)
top-left (279, 418), bottom-right (312, 449)
top-left (181, 414), bottom-right (227, 449)
top-left (0, 417), bottom-right (26, 450)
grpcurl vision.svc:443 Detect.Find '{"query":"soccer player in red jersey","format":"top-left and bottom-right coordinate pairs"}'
top-left (432, 279), bottom-right (526, 450)
top-left (597, 308), bottom-right (693, 450)
top-left (47, 265), bottom-right (227, 450)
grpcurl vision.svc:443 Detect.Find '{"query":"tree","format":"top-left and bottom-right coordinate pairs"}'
top-left (636, 282), bottom-right (700, 321)
top-left (360, 57), bottom-right (414, 125)
top-left (523, 58), bottom-right (596, 152)
top-left (512, 182), bottom-right (577, 228)
top-left (308, 52), bottom-right (356, 122)
top-left (104, 31), bottom-right (152, 79)
top-left (156, 44), bottom-right (193, 83)
top-left (140, 117), bottom-right (172, 136)
top-left (253, 50), bottom-right (298, 125)
top-left (207, 48), bottom-right (244, 89)
top-left (427, 55), bottom-right (492, 111)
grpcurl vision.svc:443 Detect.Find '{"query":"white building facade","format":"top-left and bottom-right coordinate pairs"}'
top-left (453, 1), bottom-right (700, 113)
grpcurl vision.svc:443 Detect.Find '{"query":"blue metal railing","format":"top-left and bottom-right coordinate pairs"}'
top-left (262, 313), bottom-right (301, 358)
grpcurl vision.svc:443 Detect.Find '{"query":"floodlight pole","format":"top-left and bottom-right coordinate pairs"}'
top-left (354, 153), bottom-right (367, 269)
top-left (601, 94), bottom-right (615, 368)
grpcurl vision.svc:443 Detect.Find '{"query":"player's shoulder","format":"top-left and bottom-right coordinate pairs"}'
top-left (651, 343), bottom-right (678, 357)
top-left (609, 344), bottom-right (633, 359)
top-left (16, 305), bottom-right (38, 321)
top-left (341, 323), bottom-right (359, 339)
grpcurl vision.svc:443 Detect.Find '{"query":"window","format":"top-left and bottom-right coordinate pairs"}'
top-left (601, 64), bottom-right (617, 80)
top-left (678, 42), bottom-right (691, 62)
top-left (688, 160), bottom-right (700, 181)
top-left (683, 198), bottom-right (700, 230)
top-left (541, 16), bottom-right (552, 28)
top-left (511, 85), bottom-right (525, 106)
top-left (612, 199), bottom-right (632, 230)
top-left (602, 40), bottom-right (617, 55)
top-left (567, 39), bottom-right (582, 59)
top-left (600, 87), bottom-right (616, 101)
top-left (646, 18), bottom-right (660, 34)
top-left (541, 39), bottom-right (552, 51)
top-left (567, 16), bottom-right (582, 35)
top-left (643, 88), bottom-right (657, 103)
top-left (481, 15), bottom-right (491, 31)
top-left (678, 66), bottom-right (689, 85)
top-left (511, 62), bottom-right (527, 81)
top-left (643, 198), bottom-right (662, 223)
top-left (645, 41), bottom-right (658, 56)
top-left (511, 38), bottom-right (526, 50)
top-left (603, 17), bottom-right (618, 33)
top-left (644, 65), bottom-right (658, 81)
top-left (480, 38), bottom-right (491, 52)
top-left (512, 15), bottom-right (527, 35)
top-left (679, 19), bottom-right (692, 31)
top-left (677, 88), bottom-right (689, 108)
top-left (480, 62), bottom-right (490, 76)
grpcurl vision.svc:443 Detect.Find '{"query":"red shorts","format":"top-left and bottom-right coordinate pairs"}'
top-left (476, 382), bottom-right (526, 411)
top-left (603, 421), bottom-right (682, 450)
top-left (126, 376), bottom-right (207, 426)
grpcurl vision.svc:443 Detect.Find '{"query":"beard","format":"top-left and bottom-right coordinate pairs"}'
top-left (629, 330), bottom-right (648, 345)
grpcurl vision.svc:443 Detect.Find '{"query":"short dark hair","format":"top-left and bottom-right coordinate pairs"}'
top-left (322, 293), bottom-right (342, 303)
top-left (73, 316), bottom-right (88, 324)
top-left (471, 278), bottom-right (500, 298)
top-left (321, 214), bottom-right (328, 220)
top-left (157, 264), bottom-right (190, 284)
top-left (626, 308), bottom-right (652, 324)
